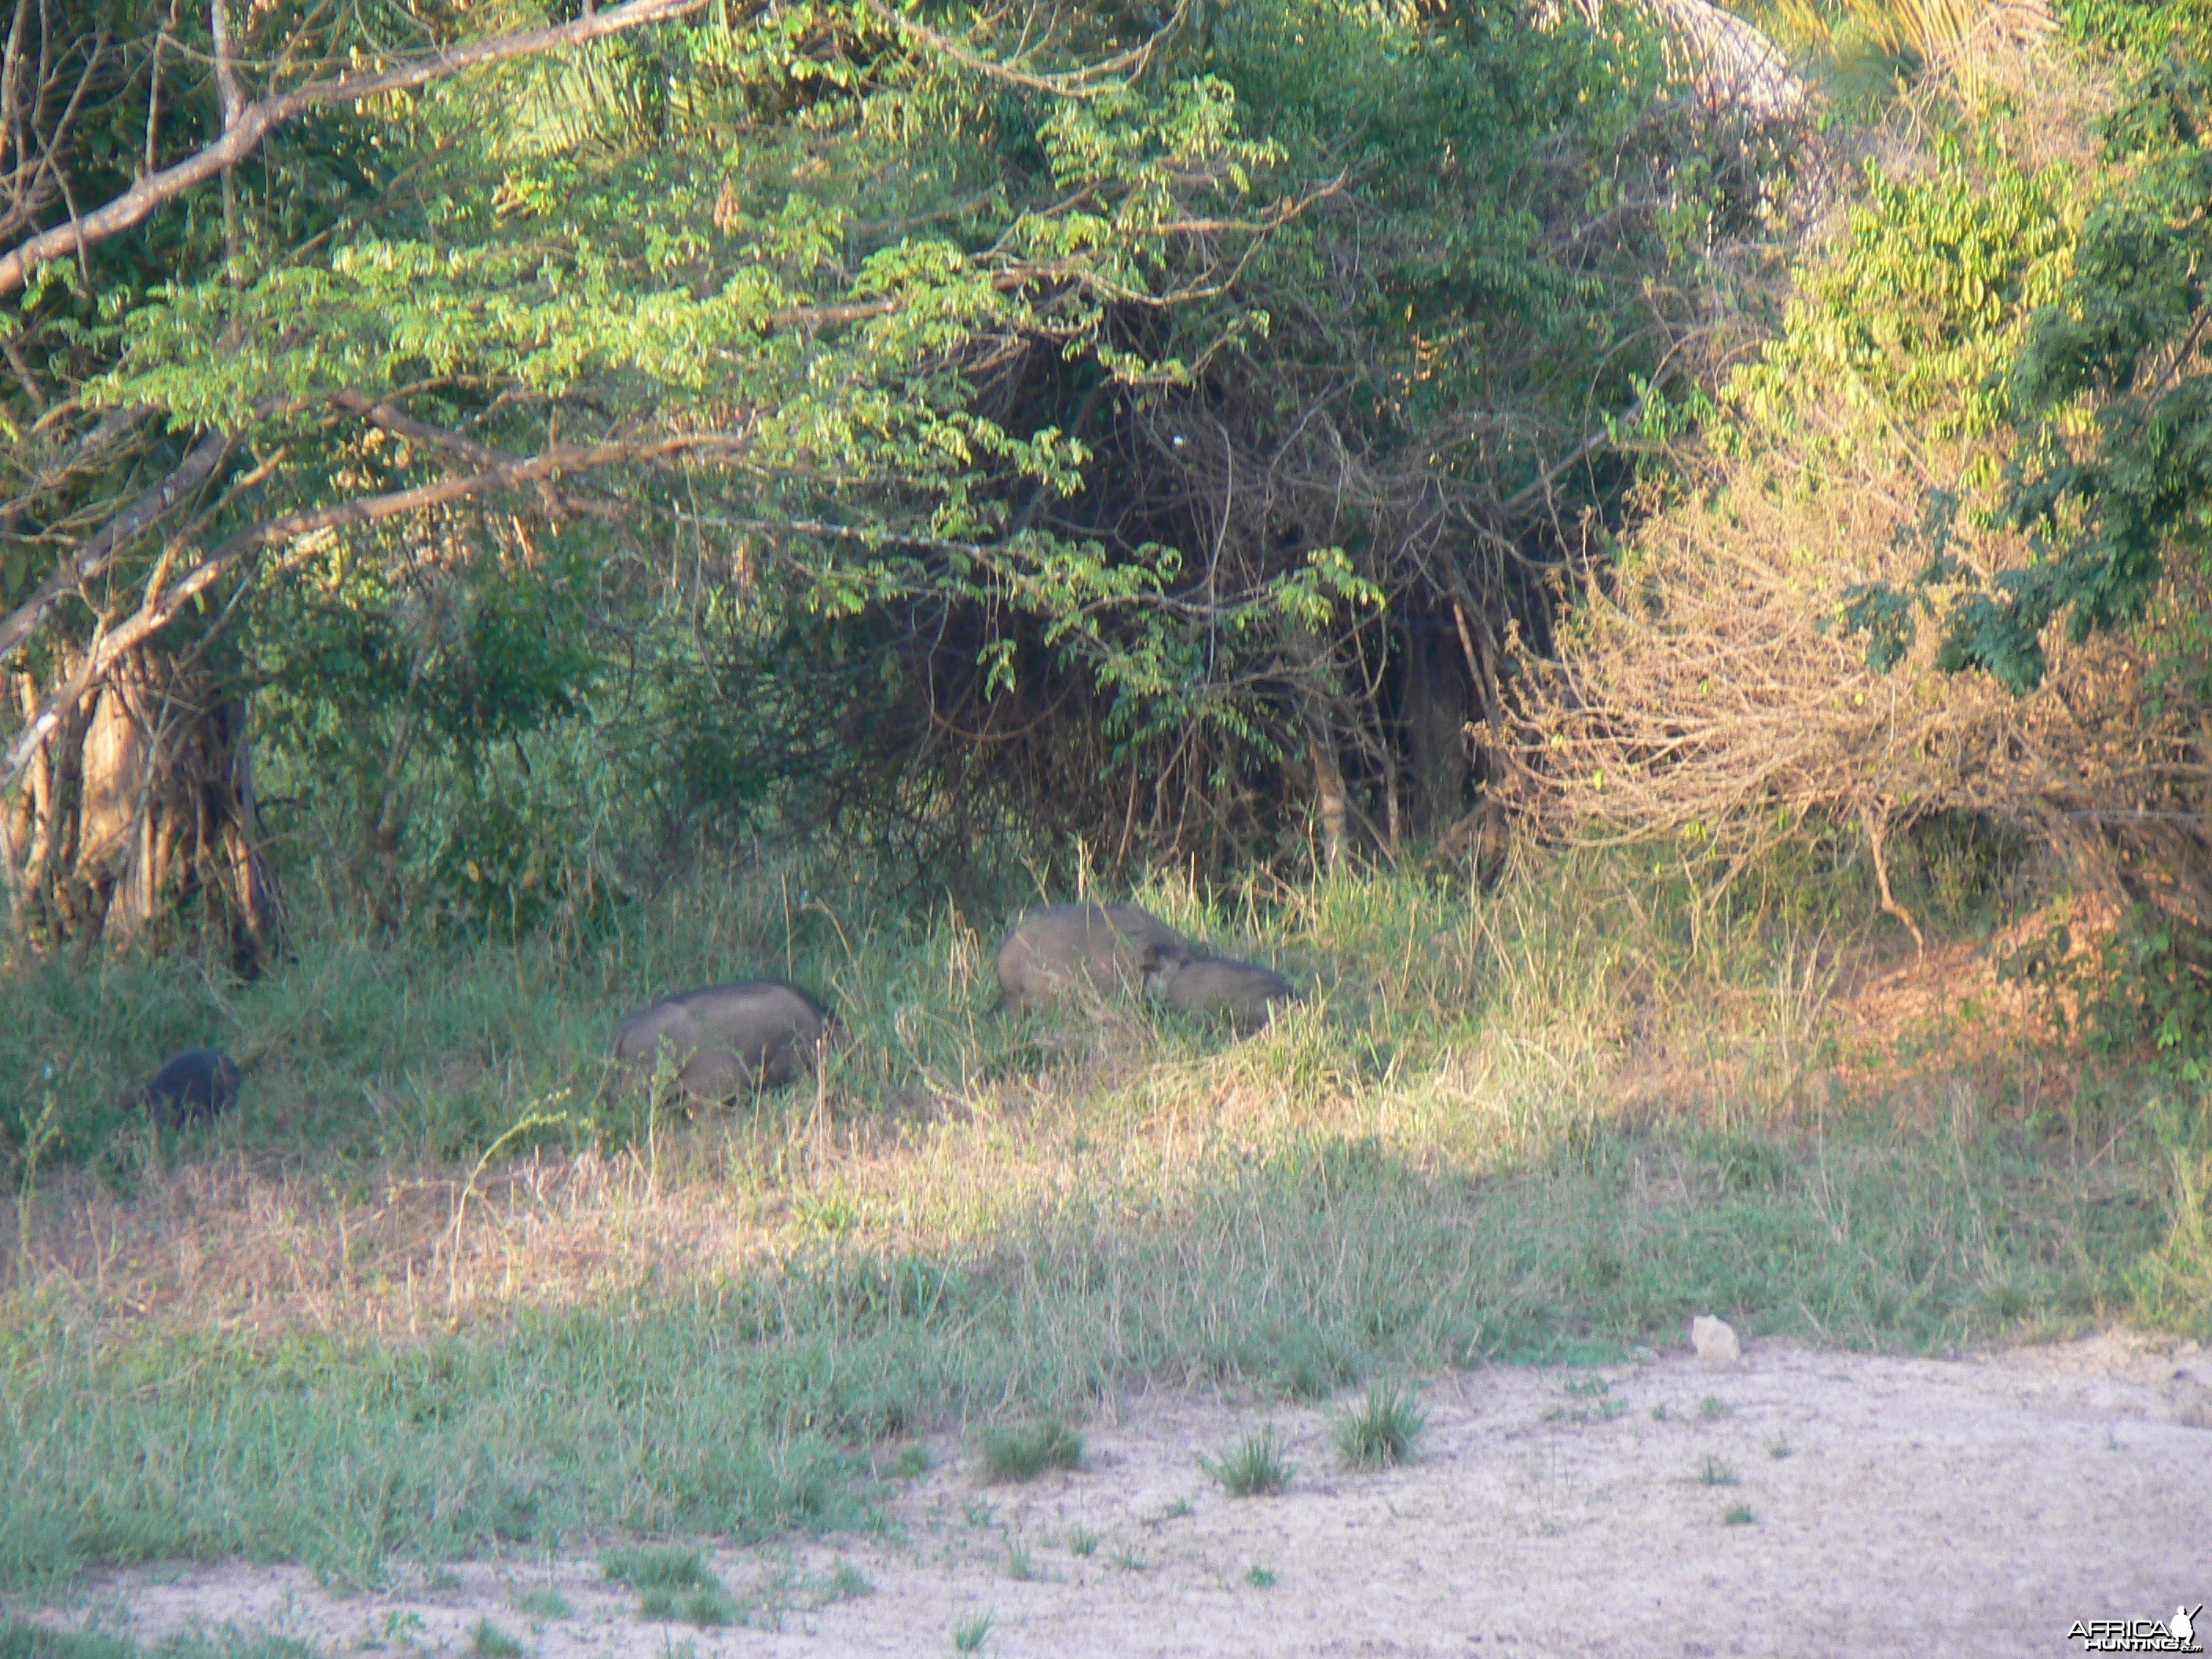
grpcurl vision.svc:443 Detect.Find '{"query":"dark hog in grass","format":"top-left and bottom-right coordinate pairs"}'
top-left (613, 980), bottom-right (837, 1102)
top-left (126, 1046), bottom-right (243, 1124)
top-left (1153, 957), bottom-right (1298, 1032)
top-left (994, 903), bottom-right (1197, 1014)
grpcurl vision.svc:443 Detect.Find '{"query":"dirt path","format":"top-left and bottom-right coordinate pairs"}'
top-left (30, 1334), bottom-right (2212, 1658)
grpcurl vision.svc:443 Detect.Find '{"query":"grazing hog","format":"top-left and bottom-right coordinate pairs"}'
top-left (994, 903), bottom-right (1198, 1014)
top-left (613, 980), bottom-right (835, 1102)
top-left (129, 1046), bottom-right (244, 1124)
top-left (1154, 956), bottom-right (1298, 1031)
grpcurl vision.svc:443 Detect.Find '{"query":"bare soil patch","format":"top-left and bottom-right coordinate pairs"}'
top-left (26, 1333), bottom-right (2211, 1658)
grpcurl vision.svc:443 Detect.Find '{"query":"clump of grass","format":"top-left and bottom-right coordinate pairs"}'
top-left (1767, 1434), bottom-right (1794, 1459)
top-left (0, 1628), bottom-right (317, 1659)
top-left (887, 1445), bottom-right (932, 1480)
top-left (1111, 1547), bottom-right (1148, 1572)
top-left (1699, 1396), bottom-right (1734, 1420)
top-left (962, 1500), bottom-right (997, 1529)
top-left (1246, 1566), bottom-right (1278, 1589)
top-left (1005, 1546), bottom-right (1035, 1581)
top-left (602, 1549), bottom-right (737, 1626)
top-left (951, 1610), bottom-right (994, 1653)
top-left (975, 1419), bottom-right (1084, 1483)
top-left (1723, 1503), bottom-right (1756, 1525)
top-left (1332, 1384), bottom-right (1426, 1467)
top-left (1201, 1426), bottom-right (1293, 1496)
top-left (1067, 1529), bottom-right (1100, 1558)
top-left (470, 1622), bottom-right (524, 1659)
top-left (826, 1562), bottom-right (872, 1601)
top-left (681, 1587), bottom-right (741, 1628)
top-left (1697, 1456), bottom-right (1738, 1486)
top-left (601, 1547), bottom-right (712, 1592)
top-left (511, 1589), bottom-right (572, 1623)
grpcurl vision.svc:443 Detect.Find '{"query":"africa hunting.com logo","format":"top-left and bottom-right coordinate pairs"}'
top-left (2068, 1606), bottom-right (2203, 1654)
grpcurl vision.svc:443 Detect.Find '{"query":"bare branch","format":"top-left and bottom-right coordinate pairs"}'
top-left (862, 0), bottom-right (1188, 98)
top-left (0, 424), bottom-right (230, 666)
top-left (2, 428), bottom-right (741, 789)
top-left (208, 0), bottom-right (240, 131)
top-left (0, 0), bottom-right (708, 296)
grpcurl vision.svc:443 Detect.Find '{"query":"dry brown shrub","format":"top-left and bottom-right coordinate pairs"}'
top-left (1513, 410), bottom-right (2210, 941)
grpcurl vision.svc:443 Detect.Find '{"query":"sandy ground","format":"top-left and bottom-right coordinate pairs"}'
top-left (27, 1333), bottom-right (2212, 1659)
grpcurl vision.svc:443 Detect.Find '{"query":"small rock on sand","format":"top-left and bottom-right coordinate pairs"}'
top-left (1692, 1314), bottom-right (1741, 1363)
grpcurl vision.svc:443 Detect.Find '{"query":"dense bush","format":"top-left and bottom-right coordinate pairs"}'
top-left (2, 0), bottom-right (1790, 950)
top-left (1518, 23), bottom-right (2212, 948)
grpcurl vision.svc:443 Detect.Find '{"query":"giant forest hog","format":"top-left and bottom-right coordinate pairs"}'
top-left (994, 903), bottom-right (1197, 1013)
top-left (1153, 956), bottom-right (1298, 1031)
top-left (613, 980), bottom-right (835, 1101)
top-left (126, 1046), bottom-right (243, 1124)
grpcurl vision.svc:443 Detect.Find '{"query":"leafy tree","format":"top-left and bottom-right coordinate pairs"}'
top-left (2, 0), bottom-right (1772, 951)
top-left (1944, 49), bottom-right (2212, 694)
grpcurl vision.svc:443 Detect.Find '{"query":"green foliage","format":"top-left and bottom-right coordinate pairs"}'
top-left (1948, 53), bottom-right (2212, 690)
top-left (1735, 130), bottom-right (2080, 445)
top-left (1998, 903), bottom-right (2212, 1065)
top-left (8, 0), bottom-right (1767, 925)
top-left (1815, 38), bottom-right (2212, 695)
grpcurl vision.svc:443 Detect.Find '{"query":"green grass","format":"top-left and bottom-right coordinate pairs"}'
top-left (0, 854), bottom-right (2199, 1590)
top-left (512, 1588), bottom-right (573, 1622)
top-left (0, 1632), bottom-right (135, 1659)
top-left (676, 1587), bottom-right (739, 1628)
top-left (601, 1547), bottom-right (713, 1591)
top-left (951, 1610), bottom-right (994, 1653)
top-left (1246, 1565), bottom-right (1278, 1588)
top-left (1332, 1384), bottom-right (1427, 1468)
top-left (469, 1621), bottom-right (524, 1659)
top-left (600, 1549), bottom-right (741, 1626)
top-left (974, 1420), bottom-right (1084, 1484)
top-left (1696, 1457), bottom-right (1738, 1487)
top-left (1723, 1503), bottom-right (1756, 1525)
top-left (1067, 1529), bottom-right (1100, 1557)
top-left (0, 1628), bottom-right (313, 1659)
top-left (0, 1108), bottom-right (2178, 1587)
top-left (1200, 1426), bottom-right (1293, 1497)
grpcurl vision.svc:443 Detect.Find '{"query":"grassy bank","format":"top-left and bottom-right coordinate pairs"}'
top-left (2, 844), bottom-right (2207, 1589)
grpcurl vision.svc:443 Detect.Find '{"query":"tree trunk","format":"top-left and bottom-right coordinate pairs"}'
top-left (1401, 617), bottom-right (1474, 840)
top-left (1287, 628), bottom-right (1350, 870)
top-left (3, 648), bottom-right (284, 969)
